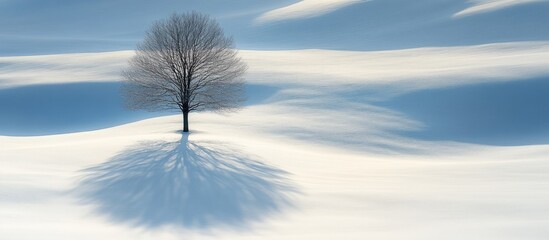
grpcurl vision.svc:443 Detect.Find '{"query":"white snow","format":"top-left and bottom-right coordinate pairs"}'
top-left (242, 42), bottom-right (549, 95)
top-left (455, 0), bottom-right (547, 17)
top-left (3, 108), bottom-right (549, 239)
top-left (2, 41), bottom-right (549, 239)
top-left (0, 51), bottom-right (133, 89)
top-left (254, 0), bottom-right (365, 24)
top-left (3, 42), bottom-right (549, 96)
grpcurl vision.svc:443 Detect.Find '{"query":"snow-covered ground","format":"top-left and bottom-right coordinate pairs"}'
top-left (3, 0), bottom-right (549, 238)
top-left (2, 40), bottom-right (549, 239)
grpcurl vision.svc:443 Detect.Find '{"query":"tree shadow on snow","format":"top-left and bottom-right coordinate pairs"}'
top-left (74, 134), bottom-right (298, 230)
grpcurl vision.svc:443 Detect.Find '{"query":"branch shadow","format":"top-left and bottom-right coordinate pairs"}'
top-left (74, 134), bottom-right (298, 230)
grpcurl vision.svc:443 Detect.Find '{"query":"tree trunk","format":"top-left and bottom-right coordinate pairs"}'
top-left (183, 111), bottom-right (189, 132)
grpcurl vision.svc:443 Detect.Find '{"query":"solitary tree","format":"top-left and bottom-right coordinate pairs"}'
top-left (122, 12), bottom-right (247, 132)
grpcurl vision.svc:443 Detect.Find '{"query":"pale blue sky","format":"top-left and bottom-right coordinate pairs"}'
top-left (1, 0), bottom-right (549, 55)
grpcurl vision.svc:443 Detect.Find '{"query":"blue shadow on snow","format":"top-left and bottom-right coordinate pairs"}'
top-left (378, 77), bottom-right (549, 145)
top-left (0, 82), bottom-right (277, 136)
top-left (74, 134), bottom-right (297, 229)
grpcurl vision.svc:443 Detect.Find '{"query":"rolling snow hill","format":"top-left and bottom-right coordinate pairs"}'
top-left (2, 1), bottom-right (549, 239)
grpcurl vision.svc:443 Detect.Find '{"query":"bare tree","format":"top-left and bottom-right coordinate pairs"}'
top-left (122, 12), bottom-right (247, 132)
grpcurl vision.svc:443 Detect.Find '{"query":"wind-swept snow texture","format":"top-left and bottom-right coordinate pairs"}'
top-left (2, 0), bottom-right (549, 239)
top-left (2, 41), bottom-right (549, 239)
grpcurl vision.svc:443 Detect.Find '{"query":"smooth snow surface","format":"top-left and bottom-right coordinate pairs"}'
top-left (4, 115), bottom-right (549, 240)
top-left (2, 41), bottom-right (549, 239)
